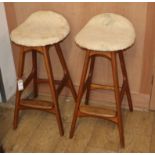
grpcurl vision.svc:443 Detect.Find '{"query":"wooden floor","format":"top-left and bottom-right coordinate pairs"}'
top-left (0, 96), bottom-right (155, 153)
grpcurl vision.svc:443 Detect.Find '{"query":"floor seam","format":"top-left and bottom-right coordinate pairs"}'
top-left (21, 112), bottom-right (47, 152)
top-left (148, 112), bottom-right (155, 152)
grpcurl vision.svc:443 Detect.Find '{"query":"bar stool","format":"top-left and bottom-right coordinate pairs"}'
top-left (70, 13), bottom-right (135, 147)
top-left (10, 11), bottom-right (77, 136)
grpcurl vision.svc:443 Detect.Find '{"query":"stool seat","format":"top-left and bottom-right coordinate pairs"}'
top-left (75, 13), bottom-right (136, 52)
top-left (10, 11), bottom-right (70, 47)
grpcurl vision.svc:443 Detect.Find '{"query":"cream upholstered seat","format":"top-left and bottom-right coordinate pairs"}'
top-left (10, 11), bottom-right (70, 47)
top-left (75, 13), bottom-right (136, 52)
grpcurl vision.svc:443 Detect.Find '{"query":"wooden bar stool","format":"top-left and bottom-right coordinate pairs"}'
top-left (69, 13), bottom-right (135, 147)
top-left (10, 11), bottom-right (77, 136)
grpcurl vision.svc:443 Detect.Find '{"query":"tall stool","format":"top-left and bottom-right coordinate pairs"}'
top-left (10, 11), bottom-right (77, 136)
top-left (70, 13), bottom-right (135, 147)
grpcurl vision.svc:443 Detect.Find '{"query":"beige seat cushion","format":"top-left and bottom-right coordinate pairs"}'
top-left (75, 13), bottom-right (136, 52)
top-left (10, 11), bottom-right (70, 47)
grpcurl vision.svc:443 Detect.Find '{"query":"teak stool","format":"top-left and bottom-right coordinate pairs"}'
top-left (10, 11), bottom-right (77, 136)
top-left (70, 13), bottom-right (135, 147)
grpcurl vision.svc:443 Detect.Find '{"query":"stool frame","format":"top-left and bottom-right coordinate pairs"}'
top-left (14, 43), bottom-right (77, 136)
top-left (69, 50), bottom-right (133, 147)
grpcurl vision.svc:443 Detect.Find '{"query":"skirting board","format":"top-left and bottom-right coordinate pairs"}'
top-left (35, 84), bottom-right (151, 111)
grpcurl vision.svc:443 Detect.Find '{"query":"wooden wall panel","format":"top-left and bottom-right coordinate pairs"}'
top-left (140, 3), bottom-right (155, 95)
top-left (4, 2), bottom-right (155, 109)
top-left (145, 3), bottom-right (155, 110)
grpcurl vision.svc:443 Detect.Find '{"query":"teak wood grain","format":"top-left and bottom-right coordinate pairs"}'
top-left (69, 50), bottom-right (133, 148)
top-left (13, 44), bottom-right (77, 136)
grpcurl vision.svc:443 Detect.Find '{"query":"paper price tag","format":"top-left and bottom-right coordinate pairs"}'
top-left (17, 79), bottom-right (24, 91)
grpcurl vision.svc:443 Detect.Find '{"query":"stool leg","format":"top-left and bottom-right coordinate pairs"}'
top-left (111, 53), bottom-right (124, 147)
top-left (43, 47), bottom-right (64, 136)
top-left (32, 51), bottom-right (38, 98)
top-left (55, 44), bottom-right (77, 101)
top-left (70, 51), bottom-right (90, 138)
top-left (13, 47), bottom-right (25, 129)
top-left (85, 57), bottom-right (95, 105)
top-left (119, 52), bottom-right (133, 112)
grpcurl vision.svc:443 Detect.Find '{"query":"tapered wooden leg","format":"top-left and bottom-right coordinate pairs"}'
top-left (111, 53), bottom-right (124, 147)
top-left (55, 44), bottom-right (77, 101)
top-left (85, 57), bottom-right (95, 105)
top-left (120, 82), bottom-right (126, 104)
top-left (43, 47), bottom-right (64, 136)
top-left (13, 47), bottom-right (25, 129)
top-left (119, 52), bottom-right (133, 112)
top-left (32, 51), bottom-right (38, 97)
top-left (70, 51), bottom-right (90, 138)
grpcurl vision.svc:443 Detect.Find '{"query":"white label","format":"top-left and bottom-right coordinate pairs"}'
top-left (17, 79), bottom-right (24, 91)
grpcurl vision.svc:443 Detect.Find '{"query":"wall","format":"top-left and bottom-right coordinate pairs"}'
top-left (0, 2), bottom-right (16, 102)
top-left (4, 2), bottom-right (155, 109)
top-left (145, 3), bottom-right (155, 110)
